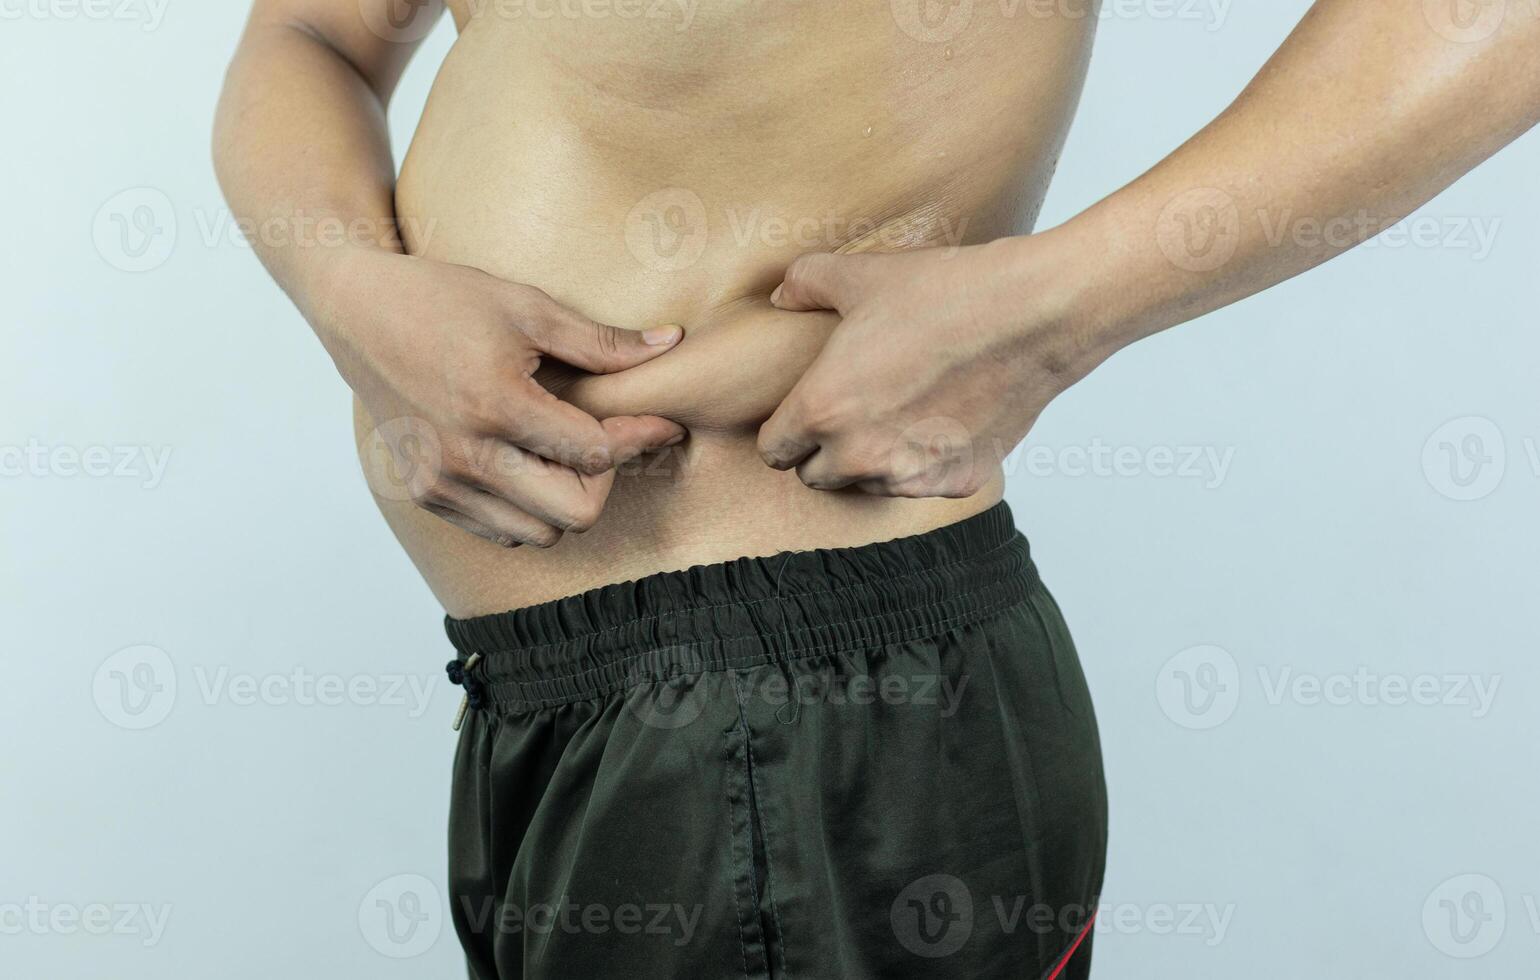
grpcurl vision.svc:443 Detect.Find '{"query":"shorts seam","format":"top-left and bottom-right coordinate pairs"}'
top-left (724, 737), bottom-right (755, 980)
top-left (741, 730), bottom-right (791, 980)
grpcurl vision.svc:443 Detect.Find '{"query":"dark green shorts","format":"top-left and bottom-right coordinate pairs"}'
top-left (444, 502), bottom-right (1107, 979)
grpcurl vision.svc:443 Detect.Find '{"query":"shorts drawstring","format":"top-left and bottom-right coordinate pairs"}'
top-left (448, 652), bottom-right (485, 731)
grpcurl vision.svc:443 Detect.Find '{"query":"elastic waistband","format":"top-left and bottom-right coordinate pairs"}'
top-left (444, 501), bottom-right (1036, 712)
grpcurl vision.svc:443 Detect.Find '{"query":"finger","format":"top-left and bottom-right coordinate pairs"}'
top-left (794, 449), bottom-right (865, 492)
top-left (473, 417), bottom-right (682, 533)
top-left (854, 477), bottom-right (898, 497)
top-left (514, 285), bottom-right (684, 374)
top-left (757, 397), bottom-right (820, 471)
top-left (769, 252), bottom-right (865, 313)
top-left (600, 415), bottom-right (688, 465)
top-left (422, 495), bottom-right (562, 550)
top-left (479, 443), bottom-right (627, 535)
top-left (501, 376), bottom-right (618, 475)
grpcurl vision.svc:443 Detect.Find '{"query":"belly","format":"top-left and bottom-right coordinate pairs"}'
top-left (360, 2), bottom-right (1097, 616)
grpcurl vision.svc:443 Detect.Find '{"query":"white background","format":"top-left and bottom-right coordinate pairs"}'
top-left (2, 1), bottom-right (1537, 977)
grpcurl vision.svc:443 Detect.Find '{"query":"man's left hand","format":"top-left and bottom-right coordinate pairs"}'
top-left (758, 239), bottom-right (1096, 497)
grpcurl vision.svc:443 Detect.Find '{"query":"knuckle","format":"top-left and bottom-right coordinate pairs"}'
top-left (524, 524), bottom-right (563, 549)
top-left (562, 497), bottom-right (603, 533)
top-left (757, 438), bottom-right (789, 467)
top-left (575, 502), bottom-right (603, 533)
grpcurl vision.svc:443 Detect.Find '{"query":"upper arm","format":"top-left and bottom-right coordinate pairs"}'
top-left (241, 0), bottom-right (448, 103)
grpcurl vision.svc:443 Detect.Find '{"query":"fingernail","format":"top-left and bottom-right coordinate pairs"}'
top-left (769, 285), bottom-right (783, 306)
top-left (663, 431), bottom-right (687, 447)
top-left (643, 324), bottom-right (682, 346)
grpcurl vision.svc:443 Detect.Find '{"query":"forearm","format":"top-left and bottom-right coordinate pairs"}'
top-left (212, 18), bottom-right (405, 338)
top-left (1035, 0), bottom-right (1540, 364)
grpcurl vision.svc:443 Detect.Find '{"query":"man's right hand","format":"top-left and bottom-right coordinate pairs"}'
top-left (320, 249), bottom-right (686, 549)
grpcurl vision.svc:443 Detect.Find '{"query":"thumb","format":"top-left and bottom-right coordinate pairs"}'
top-left (770, 252), bottom-right (863, 313)
top-left (521, 288), bottom-right (684, 374)
top-left (599, 415), bottom-right (688, 466)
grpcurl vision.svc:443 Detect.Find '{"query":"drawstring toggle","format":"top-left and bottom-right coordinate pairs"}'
top-left (448, 652), bottom-right (485, 731)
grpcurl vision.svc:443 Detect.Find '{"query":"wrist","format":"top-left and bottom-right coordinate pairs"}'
top-left (293, 245), bottom-right (404, 385)
top-left (981, 225), bottom-right (1122, 387)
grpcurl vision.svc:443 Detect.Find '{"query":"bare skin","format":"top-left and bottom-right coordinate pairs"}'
top-left (214, 1), bottom-right (1540, 617)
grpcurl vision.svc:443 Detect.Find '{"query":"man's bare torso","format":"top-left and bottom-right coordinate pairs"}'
top-left (356, 0), bottom-right (1098, 615)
